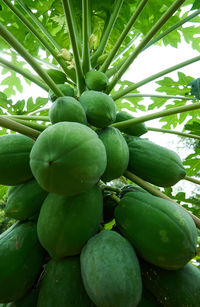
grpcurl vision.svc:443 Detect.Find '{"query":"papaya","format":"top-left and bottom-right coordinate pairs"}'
top-left (46, 68), bottom-right (67, 84)
top-left (7, 288), bottom-right (38, 307)
top-left (5, 179), bottom-right (48, 221)
top-left (0, 221), bottom-right (45, 303)
top-left (80, 229), bottom-right (142, 307)
top-left (79, 90), bottom-right (117, 128)
top-left (49, 96), bottom-right (87, 125)
top-left (119, 184), bottom-right (148, 198)
top-left (115, 191), bottom-right (197, 270)
top-left (114, 111), bottom-right (147, 136)
top-left (49, 83), bottom-right (74, 102)
top-left (30, 122), bottom-right (107, 196)
top-left (141, 260), bottom-right (200, 306)
top-left (37, 184), bottom-right (103, 259)
top-left (126, 136), bottom-right (186, 187)
top-left (37, 257), bottom-right (94, 306)
top-left (85, 70), bottom-right (108, 91)
top-left (0, 134), bottom-right (34, 186)
top-left (98, 127), bottom-right (129, 182)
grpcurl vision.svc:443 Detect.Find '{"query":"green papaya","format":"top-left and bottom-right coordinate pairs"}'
top-left (80, 229), bottom-right (142, 307)
top-left (30, 122), bottom-right (107, 196)
top-left (5, 179), bottom-right (48, 221)
top-left (119, 185), bottom-right (148, 198)
top-left (141, 260), bottom-right (200, 306)
top-left (37, 184), bottom-right (103, 259)
top-left (98, 127), bottom-right (129, 182)
top-left (37, 257), bottom-right (94, 306)
top-left (46, 68), bottom-right (67, 84)
top-left (85, 70), bottom-right (108, 91)
top-left (0, 221), bottom-right (45, 303)
top-left (114, 111), bottom-right (147, 136)
top-left (79, 90), bottom-right (117, 128)
top-left (0, 134), bottom-right (34, 186)
top-left (7, 288), bottom-right (38, 307)
top-left (115, 191), bottom-right (197, 270)
top-left (49, 83), bottom-right (74, 102)
top-left (49, 96), bottom-right (87, 125)
top-left (126, 136), bottom-right (186, 187)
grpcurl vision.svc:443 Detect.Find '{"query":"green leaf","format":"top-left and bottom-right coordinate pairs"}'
top-left (188, 78), bottom-right (200, 99)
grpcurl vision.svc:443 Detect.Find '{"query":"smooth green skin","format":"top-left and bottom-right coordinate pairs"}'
top-left (5, 179), bottom-right (48, 221)
top-left (79, 90), bottom-right (117, 128)
top-left (126, 136), bottom-right (186, 187)
top-left (7, 289), bottom-right (38, 307)
top-left (46, 69), bottom-right (67, 84)
top-left (80, 230), bottom-right (142, 307)
top-left (115, 112), bottom-right (147, 136)
top-left (141, 261), bottom-right (200, 306)
top-left (115, 191), bottom-right (197, 270)
top-left (0, 134), bottom-right (34, 186)
top-left (0, 221), bottom-right (45, 303)
top-left (37, 257), bottom-right (94, 306)
top-left (30, 122), bottom-right (107, 196)
top-left (37, 184), bottom-right (103, 259)
top-left (49, 96), bottom-right (87, 125)
top-left (99, 127), bottom-right (129, 182)
top-left (85, 70), bottom-right (108, 91)
top-left (49, 84), bottom-right (74, 102)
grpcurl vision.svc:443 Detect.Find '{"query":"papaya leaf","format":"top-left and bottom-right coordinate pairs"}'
top-left (184, 121), bottom-right (200, 134)
top-left (26, 97), bottom-right (49, 114)
top-left (181, 26), bottom-right (200, 52)
top-left (192, 0), bottom-right (200, 10)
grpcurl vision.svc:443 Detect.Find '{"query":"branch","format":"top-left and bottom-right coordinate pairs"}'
top-left (112, 55), bottom-right (200, 101)
top-left (0, 56), bottom-right (49, 91)
top-left (61, 0), bottom-right (85, 95)
top-left (111, 103), bottom-right (200, 130)
top-left (106, 0), bottom-right (186, 93)
top-left (184, 175), bottom-right (200, 186)
top-left (82, 0), bottom-right (91, 74)
top-left (124, 170), bottom-right (200, 229)
top-left (10, 118), bottom-right (47, 132)
top-left (0, 23), bottom-right (64, 97)
top-left (0, 116), bottom-right (40, 139)
top-left (90, 0), bottom-right (124, 67)
top-left (4, 115), bottom-right (50, 121)
top-left (100, 0), bottom-right (149, 73)
top-left (124, 93), bottom-right (196, 100)
top-left (147, 127), bottom-right (200, 140)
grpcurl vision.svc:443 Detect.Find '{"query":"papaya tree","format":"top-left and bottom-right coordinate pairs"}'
top-left (0, 0), bottom-right (200, 305)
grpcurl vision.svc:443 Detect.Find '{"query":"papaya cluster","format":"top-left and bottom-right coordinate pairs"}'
top-left (0, 69), bottom-right (199, 306)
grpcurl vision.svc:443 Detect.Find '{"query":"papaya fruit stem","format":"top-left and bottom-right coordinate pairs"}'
top-left (100, 183), bottom-right (121, 194)
top-left (124, 170), bottom-right (200, 230)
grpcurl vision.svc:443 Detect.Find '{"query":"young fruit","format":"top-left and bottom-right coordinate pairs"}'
top-left (114, 111), bottom-right (147, 136)
top-left (5, 179), bottom-right (48, 221)
top-left (80, 229), bottom-right (142, 307)
top-left (37, 257), bottom-right (94, 306)
top-left (46, 68), bottom-right (67, 84)
top-left (49, 96), bottom-right (87, 125)
top-left (30, 122), bottom-right (107, 196)
top-left (48, 83), bottom-right (74, 101)
top-left (37, 184), bottom-right (103, 259)
top-left (0, 221), bottom-right (45, 303)
top-left (98, 127), bottom-right (129, 182)
top-left (126, 136), bottom-right (186, 187)
top-left (141, 260), bottom-right (200, 306)
top-left (115, 191), bottom-right (197, 270)
top-left (85, 70), bottom-right (108, 91)
top-left (0, 134), bottom-right (34, 186)
top-left (79, 90), bottom-right (117, 128)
